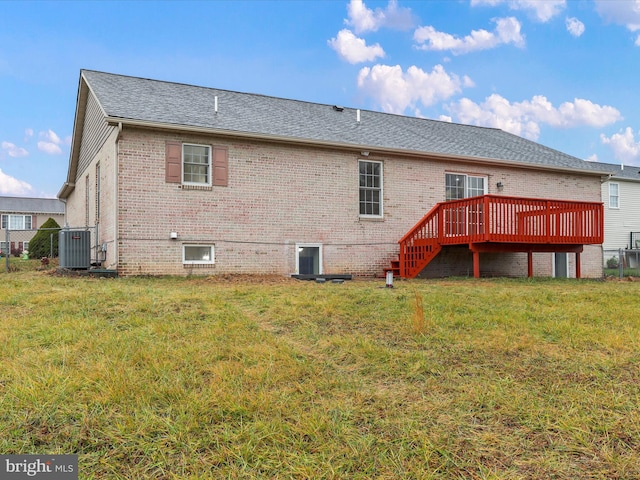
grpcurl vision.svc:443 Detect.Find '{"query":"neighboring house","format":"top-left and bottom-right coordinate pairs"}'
top-left (0, 196), bottom-right (65, 255)
top-left (58, 70), bottom-right (609, 278)
top-left (599, 163), bottom-right (640, 265)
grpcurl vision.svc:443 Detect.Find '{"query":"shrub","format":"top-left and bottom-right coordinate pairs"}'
top-left (28, 218), bottom-right (61, 258)
top-left (606, 256), bottom-right (619, 269)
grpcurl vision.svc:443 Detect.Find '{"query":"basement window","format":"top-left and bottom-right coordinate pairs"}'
top-left (183, 245), bottom-right (214, 265)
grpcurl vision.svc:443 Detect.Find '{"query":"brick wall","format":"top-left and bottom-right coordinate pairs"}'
top-left (106, 128), bottom-right (603, 278)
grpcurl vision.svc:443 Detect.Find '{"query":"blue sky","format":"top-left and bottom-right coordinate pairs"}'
top-left (1, 0), bottom-right (640, 198)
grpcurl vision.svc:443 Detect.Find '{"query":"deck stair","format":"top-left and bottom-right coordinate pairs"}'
top-left (386, 195), bottom-right (604, 279)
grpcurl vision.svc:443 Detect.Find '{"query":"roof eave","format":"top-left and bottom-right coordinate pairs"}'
top-left (57, 182), bottom-right (75, 200)
top-left (608, 174), bottom-right (640, 183)
top-left (106, 117), bottom-right (610, 177)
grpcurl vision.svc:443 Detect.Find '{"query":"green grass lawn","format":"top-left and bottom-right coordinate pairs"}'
top-left (604, 267), bottom-right (640, 278)
top-left (1, 270), bottom-right (639, 479)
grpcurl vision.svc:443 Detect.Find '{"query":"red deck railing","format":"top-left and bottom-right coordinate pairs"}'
top-left (397, 195), bottom-right (604, 278)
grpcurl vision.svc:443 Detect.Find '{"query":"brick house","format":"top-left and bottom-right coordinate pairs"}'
top-left (58, 70), bottom-right (609, 278)
top-left (1, 196), bottom-right (65, 256)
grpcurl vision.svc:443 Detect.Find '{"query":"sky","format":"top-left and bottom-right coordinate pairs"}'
top-left (1, 0), bottom-right (640, 198)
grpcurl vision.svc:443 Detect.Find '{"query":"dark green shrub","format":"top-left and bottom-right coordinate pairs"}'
top-left (606, 256), bottom-right (619, 269)
top-left (28, 218), bottom-right (61, 258)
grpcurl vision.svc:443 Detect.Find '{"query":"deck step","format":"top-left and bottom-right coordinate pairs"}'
top-left (384, 259), bottom-right (401, 276)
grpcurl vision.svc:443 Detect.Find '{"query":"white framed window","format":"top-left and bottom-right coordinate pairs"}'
top-left (23, 241), bottom-right (29, 252)
top-left (296, 243), bottom-right (322, 275)
top-left (0, 241), bottom-right (8, 254)
top-left (183, 144), bottom-right (212, 186)
top-left (359, 160), bottom-right (383, 217)
top-left (183, 244), bottom-right (214, 265)
top-left (445, 173), bottom-right (487, 200)
top-left (1, 214), bottom-right (32, 230)
top-left (609, 183), bottom-right (619, 209)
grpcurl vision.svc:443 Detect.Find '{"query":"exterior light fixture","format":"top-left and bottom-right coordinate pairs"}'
top-left (170, 232), bottom-right (178, 239)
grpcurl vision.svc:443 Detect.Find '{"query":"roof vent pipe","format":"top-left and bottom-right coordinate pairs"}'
top-left (214, 95), bottom-right (218, 113)
top-left (356, 109), bottom-right (361, 123)
top-left (621, 163), bottom-right (624, 171)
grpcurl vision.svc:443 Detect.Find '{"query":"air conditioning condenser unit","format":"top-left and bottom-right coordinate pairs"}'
top-left (59, 229), bottom-right (91, 269)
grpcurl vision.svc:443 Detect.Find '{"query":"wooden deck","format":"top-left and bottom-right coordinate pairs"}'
top-left (387, 195), bottom-right (604, 278)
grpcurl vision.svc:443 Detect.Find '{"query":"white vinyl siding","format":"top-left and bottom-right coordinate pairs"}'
top-left (602, 180), bottom-right (640, 250)
top-left (77, 91), bottom-right (117, 177)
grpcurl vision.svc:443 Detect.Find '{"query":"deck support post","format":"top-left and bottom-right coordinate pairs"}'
top-left (576, 251), bottom-right (581, 279)
top-left (527, 251), bottom-right (533, 278)
top-left (473, 250), bottom-right (480, 278)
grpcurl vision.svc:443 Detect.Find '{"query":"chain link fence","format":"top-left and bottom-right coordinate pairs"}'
top-left (2, 226), bottom-right (98, 273)
top-left (603, 248), bottom-right (640, 278)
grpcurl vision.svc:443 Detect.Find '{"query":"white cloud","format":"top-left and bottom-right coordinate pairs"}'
top-left (40, 129), bottom-right (62, 144)
top-left (450, 96), bottom-right (541, 139)
top-left (37, 129), bottom-right (64, 155)
top-left (37, 141), bottom-right (62, 155)
top-left (346, 0), bottom-right (414, 34)
top-left (328, 29), bottom-right (385, 64)
top-left (357, 64), bottom-right (473, 114)
top-left (585, 154), bottom-right (598, 162)
top-left (24, 128), bottom-right (34, 142)
top-left (595, 0), bottom-right (640, 46)
top-left (414, 17), bottom-right (524, 55)
top-left (0, 168), bottom-right (33, 196)
top-left (448, 94), bottom-right (622, 140)
top-left (595, 0), bottom-right (640, 30)
top-left (471, 0), bottom-right (566, 22)
top-left (1, 141), bottom-right (29, 158)
top-left (601, 127), bottom-right (640, 164)
top-left (566, 17), bottom-right (585, 37)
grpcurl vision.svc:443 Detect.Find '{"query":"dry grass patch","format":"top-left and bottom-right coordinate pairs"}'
top-left (1, 272), bottom-right (639, 478)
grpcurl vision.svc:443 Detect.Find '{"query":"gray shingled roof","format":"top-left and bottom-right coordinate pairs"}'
top-left (597, 162), bottom-right (640, 181)
top-left (0, 196), bottom-right (65, 214)
top-left (82, 70), bottom-right (610, 174)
